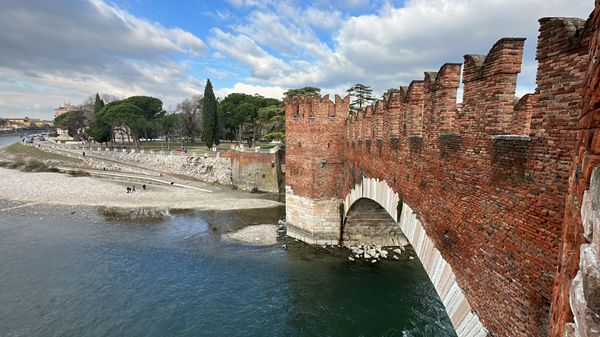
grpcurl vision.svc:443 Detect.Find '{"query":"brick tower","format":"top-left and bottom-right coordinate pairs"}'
top-left (284, 94), bottom-right (349, 244)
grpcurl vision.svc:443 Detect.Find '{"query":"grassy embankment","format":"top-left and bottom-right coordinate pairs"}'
top-left (0, 143), bottom-right (84, 174)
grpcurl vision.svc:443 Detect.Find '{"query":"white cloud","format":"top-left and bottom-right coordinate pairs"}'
top-left (208, 28), bottom-right (292, 79)
top-left (210, 0), bottom-right (592, 99)
top-left (215, 82), bottom-right (285, 99)
top-left (0, 0), bottom-right (206, 119)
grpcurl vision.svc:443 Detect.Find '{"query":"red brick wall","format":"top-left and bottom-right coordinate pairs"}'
top-left (285, 95), bottom-right (349, 198)
top-left (229, 149), bottom-right (281, 193)
top-left (550, 3), bottom-right (600, 336)
top-left (285, 11), bottom-right (596, 336)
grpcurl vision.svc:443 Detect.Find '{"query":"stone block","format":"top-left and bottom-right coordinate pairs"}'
top-left (563, 323), bottom-right (578, 337)
top-left (590, 167), bottom-right (600, 210)
top-left (571, 271), bottom-right (600, 337)
top-left (581, 244), bottom-right (600, 312)
top-left (581, 191), bottom-right (596, 242)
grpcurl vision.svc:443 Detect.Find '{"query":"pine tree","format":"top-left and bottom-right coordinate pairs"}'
top-left (346, 84), bottom-right (375, 111)
top-left (202, 79), bottom-right (218, 148)
top-left (283, 87), bottom-right (321, 99)
top-left (94, 93), bottom-right (105, 115)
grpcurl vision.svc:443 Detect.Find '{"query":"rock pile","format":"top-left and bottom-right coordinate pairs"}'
top-left (348, 244), bottom-right (405, 263)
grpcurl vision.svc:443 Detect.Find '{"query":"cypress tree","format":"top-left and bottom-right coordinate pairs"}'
top-left (202, 79), bottom-right (218, 148)
top-left (93, 93), bottom-right (105, 114)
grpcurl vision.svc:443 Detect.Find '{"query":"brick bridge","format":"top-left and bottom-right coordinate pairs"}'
top-left (284, 4), bottom-right (600, 337)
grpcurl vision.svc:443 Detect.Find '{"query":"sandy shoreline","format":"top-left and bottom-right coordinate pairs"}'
top-left (0, 167), bottom-right (282, 211)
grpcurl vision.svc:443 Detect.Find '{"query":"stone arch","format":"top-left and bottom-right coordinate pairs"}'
top-left (342, 198), bottom-right (408, 247)
top-left (343, 176), bottom-right (488, 337)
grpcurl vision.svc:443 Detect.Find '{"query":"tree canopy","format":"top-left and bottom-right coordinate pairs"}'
top-left (54, 110), bottom-right (86, 138)
top-left (218, 93), bottom-right (282, 146)
top-left (347, 83), bottom-right (375, 111)
top-left (202, 79), bottom-right (218, 148)
top-left (284, 87), bottom-right (321, 99)
top-left (383, 88), bottom-right (401, 97)
top-left (93, 93), bottom-right (105, 115)
top-left (87, 95), bottom-right (164, 146)
top-left (178, 95), bottom-right (202, 144)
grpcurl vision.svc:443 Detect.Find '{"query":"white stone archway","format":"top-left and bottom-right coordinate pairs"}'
top-left (344, 176), bottom-right (489, 337)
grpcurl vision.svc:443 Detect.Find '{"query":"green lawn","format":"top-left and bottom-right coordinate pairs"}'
top-left (3, 143), bottom-right (81, 163)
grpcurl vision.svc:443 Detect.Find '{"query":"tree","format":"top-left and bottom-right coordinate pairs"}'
top-left (122, 96), bottom-right (165, 140)
top-left (177, 95), bottom-right (202, 144)
top-left (87, 118), bottom-right (111, 144)
top-left (94, 93), bottom-right (105, 114)
top-left (89, 95), bottom-right (164, 147)
top-left (383, 88), bottom-right (400, 97)
top-left (218, 93), bottom-right (283, 146)
top-left (98, 101), bottom-right (147, 146)
top-left (257, 104), bottom-right (285, 142)
top-left (101, 94), bottom-right (122, 104)
top-left (124, 96), bottom-right (163, 120)
top-left (160, 113), bottom-right (181, 150)
top-left (54, 110), bottom-right (86, 138)
top-left (284, 87), bottom-right (321, 99)
top-left (347, 83), bottom-right (375, 111)
top-left (238, 102), bottom-right (258, 146)
top-left (202, 79), bottom-right (218, 148)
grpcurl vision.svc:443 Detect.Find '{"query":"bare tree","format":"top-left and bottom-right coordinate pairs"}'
top-left (80, 95), bottom-right (95, 124)
top-left (177, 95), bottom-right (203, 144)
top-left (101, 94), bottom-right (122, 104)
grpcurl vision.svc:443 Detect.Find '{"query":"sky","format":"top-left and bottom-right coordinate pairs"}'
top-left (0, 0), bottom-right (593, 120)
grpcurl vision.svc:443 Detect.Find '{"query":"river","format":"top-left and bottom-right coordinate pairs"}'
top-left (0, 135), bottom-right (20, 148)
top-left (0, 203), bottom-right (456, 337)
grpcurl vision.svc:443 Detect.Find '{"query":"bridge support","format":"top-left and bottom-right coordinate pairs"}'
top-left (285, 186), bottom-right (342, 245)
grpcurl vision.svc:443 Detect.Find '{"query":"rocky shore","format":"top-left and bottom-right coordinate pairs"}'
top-left (347, 244), bottom-right (411, 264)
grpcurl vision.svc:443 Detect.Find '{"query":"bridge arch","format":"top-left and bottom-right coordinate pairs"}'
top-left (342, 197), bottom-right (409, 247)
top-left (343, 176), bottom-right (488, 337)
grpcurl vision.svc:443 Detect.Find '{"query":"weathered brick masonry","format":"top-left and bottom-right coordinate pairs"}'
top-left (551, 2), bottom-right (600, 336)
top-left (285, 5), bottom-right (599, 337)
top-left (228, 147), bottom-right (283, 193)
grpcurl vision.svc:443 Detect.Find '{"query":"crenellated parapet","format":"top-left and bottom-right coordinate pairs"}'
top-left (284, 94), bottom-right (349, 119)
top-left (462, 38), bottom-right (526, 136)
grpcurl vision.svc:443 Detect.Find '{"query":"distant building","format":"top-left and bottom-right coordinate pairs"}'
top-left (3, 117), bottom-right (53, 130)
top-left (54, 102), bottom-right (77, 118)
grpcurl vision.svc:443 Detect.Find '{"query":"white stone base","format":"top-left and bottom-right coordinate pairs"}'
top-left (285, 186), bottom-right (342, 245)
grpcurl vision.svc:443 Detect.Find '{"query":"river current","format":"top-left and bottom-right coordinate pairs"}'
top-left (0, 200), bottom-right (456, 337)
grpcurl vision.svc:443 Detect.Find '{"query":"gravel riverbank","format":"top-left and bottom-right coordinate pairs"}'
top-left (0, 167), bottom-right (281, 211)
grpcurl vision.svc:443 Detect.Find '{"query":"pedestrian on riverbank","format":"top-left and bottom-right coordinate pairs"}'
top-left (82, 151), bottom-right (86, 158)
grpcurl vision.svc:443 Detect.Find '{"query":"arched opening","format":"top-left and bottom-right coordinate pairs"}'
top-left (343, 176), bottom-right (488, 337)
top-left (342, 198), bottom-right (409, 247)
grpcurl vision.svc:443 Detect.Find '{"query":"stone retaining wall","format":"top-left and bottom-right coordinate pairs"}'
top-left (43, 144), bottom-right (283, 192)
top-left (51, 145), bottom-right (231, 184)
